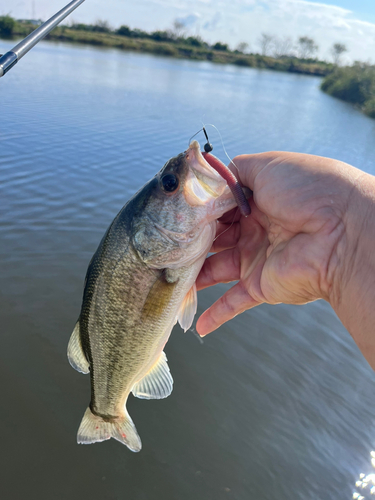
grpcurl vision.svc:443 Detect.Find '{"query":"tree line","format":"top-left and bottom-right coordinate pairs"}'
top-left (0, 15), bottom-right (348, 66)
top-left (258, 33), bottom-right (347, 65)
top-left (69, 19), bottom-right (235, 52)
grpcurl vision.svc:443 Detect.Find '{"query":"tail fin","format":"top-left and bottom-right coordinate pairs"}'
top-left (77, 407), bottom-right (142, 452)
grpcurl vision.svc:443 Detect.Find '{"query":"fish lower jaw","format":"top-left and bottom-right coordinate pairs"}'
top-left (209, 191), bottom-right (238, 220)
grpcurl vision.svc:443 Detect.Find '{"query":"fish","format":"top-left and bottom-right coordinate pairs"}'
top-left (67, 140), bottom-right (240, 451)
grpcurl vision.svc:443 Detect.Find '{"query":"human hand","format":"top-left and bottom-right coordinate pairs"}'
top-left (196, 152), bottom-right (365, 336)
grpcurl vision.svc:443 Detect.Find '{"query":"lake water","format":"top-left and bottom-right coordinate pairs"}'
top-left (1, 40), bottom-right (375, 500)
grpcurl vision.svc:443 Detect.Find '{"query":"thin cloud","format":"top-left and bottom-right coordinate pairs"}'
top-left (176, 13), bottom-right (201, 29)
top-left (2, 0), bottom-right (375, 61)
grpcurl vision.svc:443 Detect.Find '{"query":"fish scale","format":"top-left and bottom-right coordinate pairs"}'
top-left (67, 141), bottom-right (239, 451)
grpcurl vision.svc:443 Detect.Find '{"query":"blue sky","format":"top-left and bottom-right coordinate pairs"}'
top-left (308, 0), bottom-right (375, 22)
top-left (2, 0), bottom-right (375, 62)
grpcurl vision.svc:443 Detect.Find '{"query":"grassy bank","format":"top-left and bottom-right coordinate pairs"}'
top-left (0, 17), bottom-right (334, 77)
top-left (321, 63), bottom-right (375, 118)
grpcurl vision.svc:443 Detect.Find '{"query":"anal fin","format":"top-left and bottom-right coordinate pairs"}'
top-left (67, 321), bottom-right (90, 374)
top-left (132, 351), bottom-right (173, 400)
top-left (177, 284), bottom-right (197, 332)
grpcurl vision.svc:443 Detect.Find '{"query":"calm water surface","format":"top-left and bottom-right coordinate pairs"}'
top-left (1, 40), bottom-right (375, 500)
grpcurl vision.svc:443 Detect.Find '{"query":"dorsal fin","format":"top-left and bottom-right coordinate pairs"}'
top-left (67, 321), bottom-right (90, 374)
top-left (132, 351), bottom-right (173, 399)
top-left (177, 284), bottom-right (197, 332)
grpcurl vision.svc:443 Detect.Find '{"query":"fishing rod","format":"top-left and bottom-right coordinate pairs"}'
top-left (0, 0), bottom-right (86, 77)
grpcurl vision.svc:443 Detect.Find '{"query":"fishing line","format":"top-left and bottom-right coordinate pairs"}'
top-left (203, 123), bottom-right (240, 174)
top-left (188, 128), bottom-right (203, 147)
top-left (213, 207), bottom-right (239, 244)
top-left (193, 330), bottom-right (204, 344)
top-left (189, 122), bottom-right (239, 176)
top-left (188, 326), bottom-right (204, 344)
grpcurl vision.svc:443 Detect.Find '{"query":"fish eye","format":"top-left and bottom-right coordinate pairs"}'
top-left (161, 174), bottom-right (179, 193)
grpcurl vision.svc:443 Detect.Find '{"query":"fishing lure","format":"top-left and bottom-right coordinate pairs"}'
top-left (201, 128), bottom-right (251, 217)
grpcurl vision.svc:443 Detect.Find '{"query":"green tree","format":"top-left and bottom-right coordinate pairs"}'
top-left (236, 42), bottom-right (249, 54)
top-left (184, 36), bottom-right (205, 47)
top-left (130, 28), bottom-right (149, 39)
top-left (331, 43), bottom-right (347, 65)
top-left (171, 20), bottom-right (186, 40)
top-left (117, 25), bottom-right (132, 37)
top-left (272, 36), bottom-right (294, 58)
top-left (0, 15), bottom-right (15, 37)
top-left (150, 30), bottom-right (174, 42)
top-left (71, 21), bottom-right (112, 33)
top-left (212, 42), bottom-right (228, 51)
top-left (258, 33), bottom-right (274, 56)
top-left (297, 36), bottom-right (318, 59)
top-left (92, 20), bottom-right (111, 33)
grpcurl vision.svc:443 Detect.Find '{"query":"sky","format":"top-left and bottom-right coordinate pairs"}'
top-left (1, 0), bottom-right (375, 62)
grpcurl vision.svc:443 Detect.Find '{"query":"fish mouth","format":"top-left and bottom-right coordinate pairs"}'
top-left (183, 140), bottom-right (229, 206)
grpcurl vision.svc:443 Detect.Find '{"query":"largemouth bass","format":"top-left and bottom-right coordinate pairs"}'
top-left (68, 141), bottom-right (239, 451)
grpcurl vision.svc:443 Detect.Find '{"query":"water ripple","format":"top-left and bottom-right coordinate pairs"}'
top-left (1, 40), bottom-right (375, 500)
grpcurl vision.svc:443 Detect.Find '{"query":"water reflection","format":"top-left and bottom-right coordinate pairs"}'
top-left (354, 452), bottom-right (375, 498)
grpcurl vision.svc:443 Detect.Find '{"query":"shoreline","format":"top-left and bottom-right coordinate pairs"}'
top-left (1, 21), bottom-right (333, 77)
top-left (321, 63), bottom-right (375, 119)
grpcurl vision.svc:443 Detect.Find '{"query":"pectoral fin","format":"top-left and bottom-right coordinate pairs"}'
top-left (177, 284), bottom-right (197, 332)
top-left (132, 351), bottom-right (173, 399)
top-left (67, 321), bottom-right (90, 374)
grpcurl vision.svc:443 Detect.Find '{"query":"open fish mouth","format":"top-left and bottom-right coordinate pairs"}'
top-left (186, 140), bottom-right (251, 217)
top-left (183, 140), bottom-right (229, 206)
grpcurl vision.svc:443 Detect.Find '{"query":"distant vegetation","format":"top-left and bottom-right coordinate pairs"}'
top-left (5, 15), bottom-right (373, 119)
top-left (331, 43), bottom-right (347, 66)
top-left (5, 16), bottom-right (375, 118)
top-left (0, 16), bottom-right (334, 77)
top-left (0, 15), bottom-right (16, 36)
top-left (321, 63), bottom-right (375, 118)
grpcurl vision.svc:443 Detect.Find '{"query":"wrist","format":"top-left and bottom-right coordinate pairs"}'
top-left (328, 170), bottom-right (375, 365)
top-left (329, 171), bottom-right (375, 306)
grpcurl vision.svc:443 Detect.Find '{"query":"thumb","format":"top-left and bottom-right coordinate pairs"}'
top-left (229, 153), bottom-right (278, 190)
